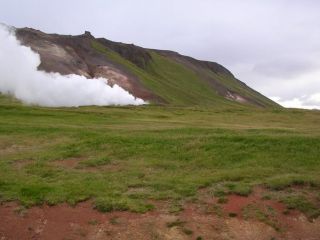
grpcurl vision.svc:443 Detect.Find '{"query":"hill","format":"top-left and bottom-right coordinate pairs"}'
top-left (15, 27), bottom-right (278, 108)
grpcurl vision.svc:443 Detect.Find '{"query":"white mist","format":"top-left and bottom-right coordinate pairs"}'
top-left (0, 24), bottom-right (145, 107)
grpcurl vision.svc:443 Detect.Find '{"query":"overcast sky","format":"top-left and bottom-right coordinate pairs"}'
top-left (1, 0), bottom-right (319, 109)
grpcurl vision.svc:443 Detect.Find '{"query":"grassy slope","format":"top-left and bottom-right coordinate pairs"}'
top-left (208, 71), bottom-right (277, 107)
top-left (91, 41), bottom-right (276, 108)
top-left (1, 94), bottom-right (320, 212)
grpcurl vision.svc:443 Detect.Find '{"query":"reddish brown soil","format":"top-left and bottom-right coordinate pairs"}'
top-left (222, 190), bottom-right (288, 217)
top-left (52, 158), bottom-right (83, 169)
top-left (1, 189), bottom-right (319, 240)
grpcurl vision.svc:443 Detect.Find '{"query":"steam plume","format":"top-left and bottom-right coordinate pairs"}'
top-left (0, 24), bottom-right (145, 107)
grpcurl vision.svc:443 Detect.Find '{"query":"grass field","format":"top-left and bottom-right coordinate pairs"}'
top-left (0, 93), bottom-right (320, 214)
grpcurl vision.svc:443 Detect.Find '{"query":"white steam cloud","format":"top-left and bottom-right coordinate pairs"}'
top-left (0, 24), bottom-right (145, 107)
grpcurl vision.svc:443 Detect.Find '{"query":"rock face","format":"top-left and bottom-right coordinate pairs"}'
top-left (15, 28), bottom-right (157, 102)
top-left (97, 38), bottom-right (152, 69)
top-left (15, 27), bottom-right (278, 107)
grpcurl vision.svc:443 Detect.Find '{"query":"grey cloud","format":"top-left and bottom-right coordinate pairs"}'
top-left (253, 58), bottom-right (320, 78)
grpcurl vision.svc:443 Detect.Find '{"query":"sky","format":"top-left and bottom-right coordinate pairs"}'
top-left (0, 0), bottom-right (319, 109)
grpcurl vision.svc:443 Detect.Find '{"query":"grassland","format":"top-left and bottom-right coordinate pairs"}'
top-left (0, 94), bottom-right (320, 214)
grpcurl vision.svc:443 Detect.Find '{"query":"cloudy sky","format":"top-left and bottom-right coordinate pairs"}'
top-left (0, 0), bottom-right (319, 109)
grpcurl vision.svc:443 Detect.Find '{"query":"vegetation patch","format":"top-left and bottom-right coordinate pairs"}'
top-left (88, 219), bottom-right (99, 225)
top-left (281, 195), bottom-right (320, 220)
top-left (266, 175), bottom-right (318, 190)
top-left (228, 212), bottom-right (237, 217)
top-left (166, 219), bottom-right (186, 228)
top-left (109, 217), bottom-right (120, 225)
top-left (226, 183), bottom-right (252, 196)
top-left (242, 204), bottom-right (281, 231)
top-left (182, 228), bottom-right (193, 235)
top-left (94, 198), bottom-right (129, 213)
top-left (217, 197), bottom-right (228, 204)
top-left (168, 201), bottom-right (184, 213)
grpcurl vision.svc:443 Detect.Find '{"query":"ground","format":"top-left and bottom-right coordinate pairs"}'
top-left (1, 187), bottom-right (320, 240)
top-left (0, 94), bottom-right (320, 239)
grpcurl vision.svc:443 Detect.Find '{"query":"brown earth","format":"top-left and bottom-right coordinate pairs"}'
top-left (1, 189), bottom-right (319, 240)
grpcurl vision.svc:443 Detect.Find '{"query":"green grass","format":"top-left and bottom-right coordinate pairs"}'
top-left (91, 40), bottom-right (219, 105)
top-left (0, 94), bottom-right (320, 212)
top-left (281, 195), bottom-right (320, 220)
top-left (226, 183), bottom-right (253, 196)
top-left (242, 204), bottom-right (281, 231)
top-left (209, 72), bottom-right (277, 107)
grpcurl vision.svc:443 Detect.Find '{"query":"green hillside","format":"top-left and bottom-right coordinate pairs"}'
top-left (91, 40), bottom-right (278, 108)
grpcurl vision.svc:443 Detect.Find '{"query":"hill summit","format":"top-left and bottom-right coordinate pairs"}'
top-left (15, 27), bottom-right (277, 107)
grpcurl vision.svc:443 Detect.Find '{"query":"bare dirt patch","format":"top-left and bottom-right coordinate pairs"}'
top-left (11, 159), bottom-right (35, 170)
top-left (51, 158), bottom-right (84, 169)
top-left (1, 188), bottom-right (320, 240)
